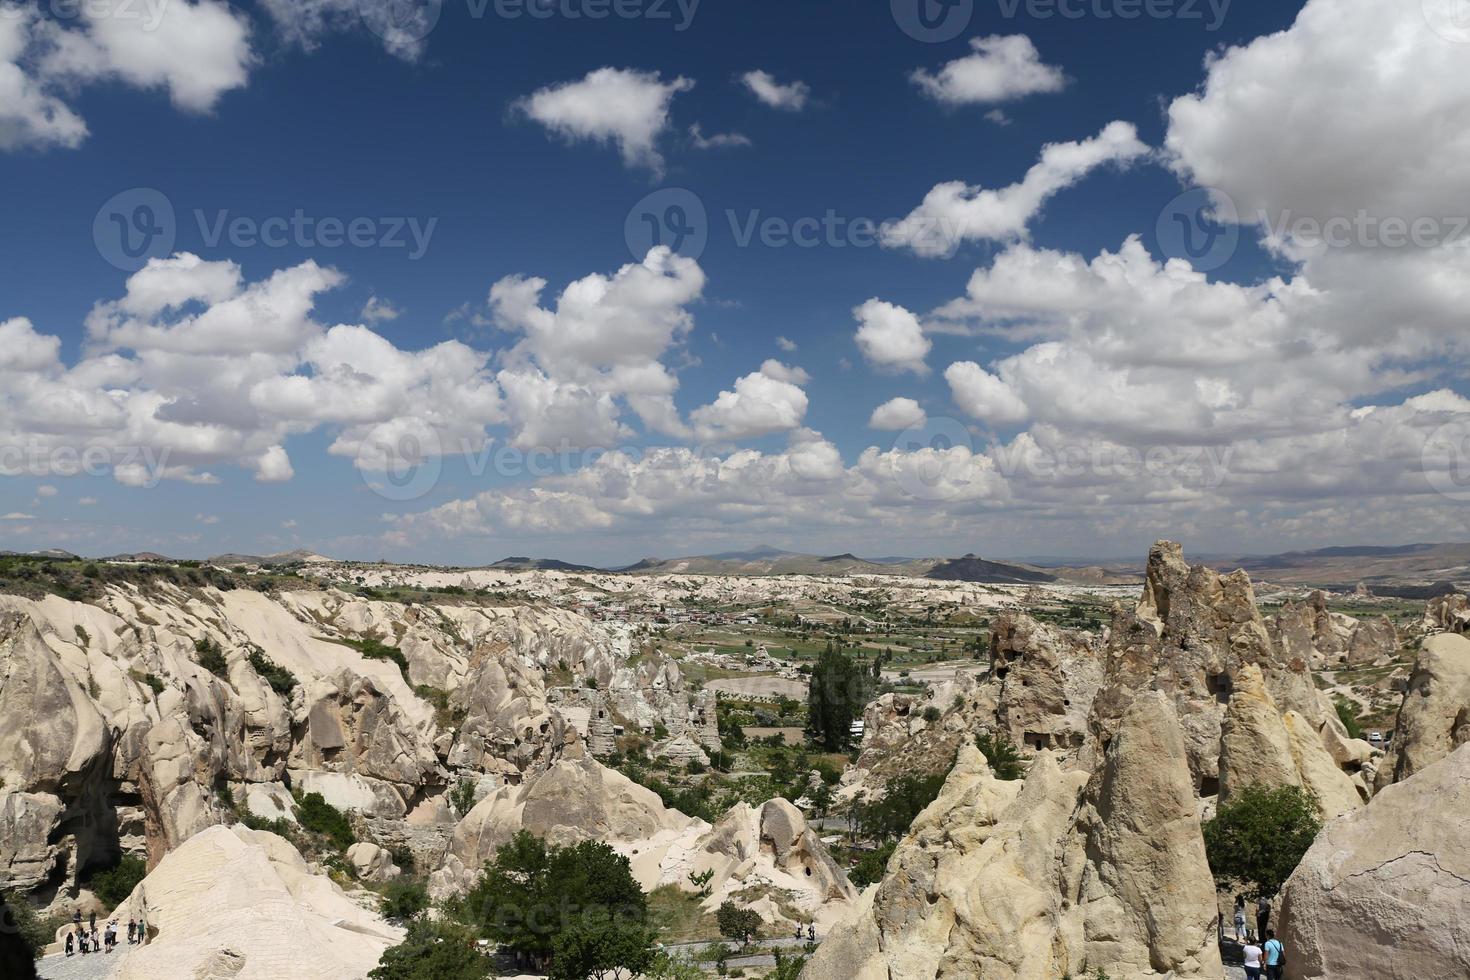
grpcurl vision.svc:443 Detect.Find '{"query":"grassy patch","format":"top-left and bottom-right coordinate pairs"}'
top-left (648, 884), bottom-right (719, 943)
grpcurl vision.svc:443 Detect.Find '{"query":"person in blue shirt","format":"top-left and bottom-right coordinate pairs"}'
top-left (1263, 928), bottom-right (1285, 979)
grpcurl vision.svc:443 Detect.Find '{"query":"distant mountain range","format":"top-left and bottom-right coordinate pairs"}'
top-left (8, 541), bottom-right (1469, 592)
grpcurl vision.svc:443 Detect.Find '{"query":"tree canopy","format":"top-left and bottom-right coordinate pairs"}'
top-left (451, 831), bottom-right (654, 976)
top-left (861, 770), bottom-right (948, 841)
top-left (806, 643), bottom-right (873, 751)
top-left (1203, 784), bottom-right (1323, 899)
top-left (975, 731), bottom-right (1026, 781)
top-left (715, 901), bottom-right (763, 946)
top-left (368, 919), bottom-right (488, 980)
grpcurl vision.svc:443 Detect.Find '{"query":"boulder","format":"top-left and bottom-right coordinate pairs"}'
top-left (346, 841), bottom-right (400, 883)
top-left (989, 611), bottom-right (1102, 754)
top-left (1279, 743), bottom-right (1470, 980)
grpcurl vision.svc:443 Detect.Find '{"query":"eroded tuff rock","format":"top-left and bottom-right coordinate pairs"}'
top-left (1272, 591), bottom-right (1398, 669)
top-left (623, 797), bottom-right (859, 932)
top-left (1374, 631), bottom-right (1470, 790)
top-left (1423, 592), bottom-right (1470, 634)
top-left (804, 691), bottom-right (1221, 980)
top-left (1280, 743), bottom-right (1470, 980)
top-left (112, 824), bottom-right (402, 980)
top-left (433, 750), bottom-right (694, 897)
top-left (1087, 542), bottom-right (1342, 797)
top-left (989, 611), bottom-right (1103, 754)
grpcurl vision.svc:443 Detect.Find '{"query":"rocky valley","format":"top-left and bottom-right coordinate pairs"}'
top-left (0, 542), bottom-right (1463, 980)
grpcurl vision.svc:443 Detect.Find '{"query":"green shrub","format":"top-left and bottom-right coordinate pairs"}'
top-left (716, 901), bottom-right (761, 945)
top-left (296, 792), bottom-right (354, 849)
top-left (921, 706), bottom-right (941, 723)
top-left (3, 888), bottom-right (64, 959)
top-left (975, 731), bottom-right (1026, 780)
top-left (195, 637), bottom-right (228, 676)
top-left (342, 637), bottom-right (410, 678)
top-left (1334, 698), bottom-right (1364, 740)
top-left (379, 879), bottom-right (429, 920)
top-left (144, 673), bottom-right (166, 695)
top-left (87, 855), bottom-right (147, 908)
top-left (248, 649), bottom-right (298, 695)
top-left (448, 779), bottom-right (477, 816)
top-left (369, 918), bottom-right (488, 980)
top-left (849, 840), bottom-right (896, 887)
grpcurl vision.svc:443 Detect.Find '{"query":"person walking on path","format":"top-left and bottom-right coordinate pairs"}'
top-left (1242, 938), bottom-right (1264, 980)
top-left (1263, 929), bottom-right (1285, 980)
top-left (65, 931), bottom-right (74, 957)
top-left (1233, 896), bottom-right (1247, 942)
top-left (1256, 896), bottom-right (1270, 941)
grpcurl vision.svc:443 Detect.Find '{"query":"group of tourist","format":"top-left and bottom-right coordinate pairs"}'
top-left (63, 909), bottom-right (146, 957)
top-left (1232, 896), bottom-right (1285, 979)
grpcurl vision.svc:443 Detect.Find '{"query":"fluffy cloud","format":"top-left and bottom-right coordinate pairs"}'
top-left (1166, 0), bottom-right (1470, 256)
top-left (516, 67), bottom-right (694, 174)
top-left (1, 2), bottom-right (251, 150)
top-left (911, 35), bottom-right (1066, 106)
top-left (853, 299), bottom-right (931, 375)
top-left (945, 361), bottom-right (1028, 427)
top-left (881, 121), bottom-right (1148, 257)
top-left (869, 397), bottom-right (927, 431)
top-left (691, 362), bottom-right (810, 442)
top-left (740, 70), bottom-right (809, 110)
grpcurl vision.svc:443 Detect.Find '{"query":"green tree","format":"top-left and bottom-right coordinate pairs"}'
top-left (87, 855), bottom-right (147, 907)
top-left (379, 879), bottom-right (429, 921)
top-left (807, 645), bottom-right (870, 751)
top-left (769, 948), bottom-right (808, 980)
top-left (1333, 698), bottom-right (1363, 740)
top-left (369, 918), bottom-right (488, 980)
top-left (849, 840), bottom-right (896, 888)
top-left (715, 901), bottom-right (762, 946)
top-left (549, 913), bottom-right (656, 980)
top-left (644, 951), bottom-right (705, 980)
top-left (975, 731), bottom-right (1026, 781)
top-left (2, 889), bottom-right (53, 965)
top-left (1203, 784), bottom-right (1322, 899)
top-left (449, 778), bottom-right (478, 816)
top-left (861, 770), bottom-right (948, 841)
top-left (454, 831), bottom-right (653, 975)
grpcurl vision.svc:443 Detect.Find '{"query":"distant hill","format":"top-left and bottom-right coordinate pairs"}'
top-left (616, 549), bottom-right (1074, 583)
top-left (207, 549), bottom-right (331, 567)
top-left (1209, 542), bottom-right (1470, 589)
top-left (488, 556), bottom-right (600, 572)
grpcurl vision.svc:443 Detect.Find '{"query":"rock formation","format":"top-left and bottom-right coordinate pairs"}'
top-left (1279, 743), bottom-right (1470, 980)
top-left (988, 611), bottom-right (1102, 753)
top-left (111, 824), bottom-right (402, 980)
top-left (804, 692), bottom-right (1221, 980)
top-left (1272, 591), bottom-right (1397, 669)
top-left (1374, 631), bottom-right (1470, 790)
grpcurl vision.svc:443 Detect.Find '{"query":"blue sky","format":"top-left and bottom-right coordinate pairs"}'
top-left (1, 0), bottom-right (1467, 565)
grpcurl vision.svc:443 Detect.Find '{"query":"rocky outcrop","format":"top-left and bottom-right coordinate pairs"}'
top-left (345, 841), bottom-right (400, 883)
top-left (437, 752), bottom-right (693, 895)
top-left (1219, 663), bottom-right (1300, 801)
top-left (1423, 592), bottom-right (1470, 634)
top-left (111, 824), bottom-right (401, 980)
top-left (805, 691), bottom-right (1221, 979)
top-left (619, 796), bottom-right (859, 933)
top-left (989, 611), bottom-right (1102, 754)
top-left (1272, 591), bottom-right (1397, 669)
top-left (1374, 632), bottom-right (1470, 790)
top-left (1088, 542), bottom-right (1342, 799)
top-left (1279, 743), bottom-right (1470, 980)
